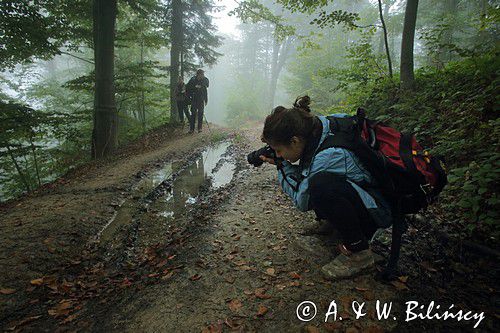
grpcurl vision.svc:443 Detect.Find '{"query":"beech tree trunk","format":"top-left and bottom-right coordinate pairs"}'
top-left (443, 0), bottom-right (458, 63)
top-left (268, 36), bottom-right (293, 109)
top-left (92, 0), bottom-right (118, 158)
top-left (378, 1), bottom-right (390, 54)
top-left (378, 0), bottom-right (393, 78)
top-left (400, 0), bottom-right (419, 90)
top-left (170, 0), bottom-right (182, 123)
top-left (140, 38), bottom-right (146, 132)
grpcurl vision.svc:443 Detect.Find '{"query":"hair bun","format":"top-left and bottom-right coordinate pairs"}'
top-left (293, 95), bottom-right (311, 112)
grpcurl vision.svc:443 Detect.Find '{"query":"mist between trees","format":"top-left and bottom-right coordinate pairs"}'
top-left (1, 0), bottom-right (498, 240)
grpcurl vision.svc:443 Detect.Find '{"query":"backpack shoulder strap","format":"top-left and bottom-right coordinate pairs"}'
top-left (318, 115), bottom-right (395, 194)
top-left (316, 115), bottom-right (361, 154)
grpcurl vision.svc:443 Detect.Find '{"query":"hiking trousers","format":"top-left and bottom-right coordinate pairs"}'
top-left (190, 102), bottom-right (205, 131)
top-left (177, 100), bottom-right (190, 123)
top-left (309, 172), bottom-right (377, 252)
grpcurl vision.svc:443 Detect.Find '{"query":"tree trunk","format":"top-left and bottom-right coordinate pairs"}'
top-left (180, 50), bottom-right (184, 78)
top-left (28, 135), bottom-right (41, 186)
top-left (91, 0), bottom-right (118, 158)
top-left (7, 145), bottom-right (31, 192)
top-left (378, 1), bottom-right (390, 54)
top-left (378, 0), bottom-right (393, 78)
top-left (170, 0), bottom-right (182, 124)
top-left (479, 0), bottom-right (488, 44)
top-left (400, 0), bottom-right (419, 90)
top-left (268, 38), bottom-right (280, 109)
top-left (140, 38), bottom-right (146, 132)
top-left (268, 36), bottom-right (293, 109)
top-left (444, 0), bottom-right (458, 63)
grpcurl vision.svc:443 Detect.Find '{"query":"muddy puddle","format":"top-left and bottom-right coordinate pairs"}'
top-left (97, 141), bottom-right (235, 247)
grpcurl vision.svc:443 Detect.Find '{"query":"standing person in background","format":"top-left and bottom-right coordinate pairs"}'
top-left (174, 76), bottom-right (190, 124)
top-left (186, 69), bottom-right (209, 133)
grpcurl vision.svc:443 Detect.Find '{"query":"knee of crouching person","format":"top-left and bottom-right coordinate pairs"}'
top-left (309, 172), bottom-right (332, 202)
top-left (309, 172), bottom-right (347, 203)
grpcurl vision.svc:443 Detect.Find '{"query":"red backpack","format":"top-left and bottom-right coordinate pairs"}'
top-left (321, 108), bottom-right (447, 214)
top-left (318, 108), bottom-right (447, 279)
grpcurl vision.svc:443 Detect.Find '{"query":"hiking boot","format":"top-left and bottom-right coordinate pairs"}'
top-left (188, 130), bottom-right (194, 134)
top-left (300, 219), bottom-right (336, 236)
top-left (321, 248), bottom-right (375, 280)
top-left (370, 227), bottom-right (392, 246)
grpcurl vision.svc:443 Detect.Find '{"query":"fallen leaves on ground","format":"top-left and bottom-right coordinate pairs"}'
top-left (0, 288), bottom-right (16, 295)
top-left (156, 259), bottom-right (169, 268)
top-left (304, 325), bottom-right (321, 333)
top-left (224, 276), bottom-right (235, 284)
top-left (202, 322), bottom-right (223, 333)
top-left (228, 299), bottom-right (243, 312)
top-left (420, 261), bottom-right (438, 272)
top-left (265, 268), bottom-right (276, 276)
top-left (340, 295), bottom-right (354, 312)
top-left (257, 304), bottom-right (268, 316)
top-left (390, 280), bottom-right (409, 291)
top-left (254, 288), bottom-right (271, 299)
top-left (30, 278), bottom-right (44, 286)
top-left (120, 277), bottom-right (132, 288)
top-left (48, 300), bottom-right (73, 317)
top-left (6, 315), bottom-right (42, 331)
top-left (224, 318), bottom-right (244, 330)
top-left (234, 260), bottom-right (248, 266)
top-left (398, 275), bottom-right (409, 283)
top-left (365, 324), bottom-right (385, 333)
top-left (189, 274), bottom-right (202, 281)
top-left (324, 322), bottom-right (342, 331)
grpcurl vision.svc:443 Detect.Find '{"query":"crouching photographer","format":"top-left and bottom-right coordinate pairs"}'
top-left (248, 96), bottom-right (392, 280)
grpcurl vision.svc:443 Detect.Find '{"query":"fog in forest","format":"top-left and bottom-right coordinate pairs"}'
top-left (1, 0), bottom-right (497, 200)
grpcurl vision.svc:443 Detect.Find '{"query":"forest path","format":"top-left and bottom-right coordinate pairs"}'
top-left (0, 124), bottom-right (397, 332)
top-left (1, 124), bottom-right (496, 332)
top-left (81, 126), bottom-right (397, 332)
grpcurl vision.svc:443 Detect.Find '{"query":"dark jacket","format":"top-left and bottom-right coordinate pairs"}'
top-left (186, 76), bottom-right (209, 105)
top-left (174, 82), bottom-right (187, 102)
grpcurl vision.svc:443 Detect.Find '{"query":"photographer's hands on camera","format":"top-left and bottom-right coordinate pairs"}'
top-left (259, 155), bottom-right (276, 165)
top-left (260, 152), bottom-right (284, 170)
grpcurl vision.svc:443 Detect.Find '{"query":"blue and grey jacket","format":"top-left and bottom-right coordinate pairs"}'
top-left (276, 114), bottom-right (392, 228)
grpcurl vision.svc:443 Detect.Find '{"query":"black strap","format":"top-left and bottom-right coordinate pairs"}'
top-left (400, 133), bottom-right (427, 185)
top-left (400, 133), bottom-right (417, 174)
top-left (321, 116), bottom-right (394, 194)
top-left (277, 164), bottom-right (299, 191)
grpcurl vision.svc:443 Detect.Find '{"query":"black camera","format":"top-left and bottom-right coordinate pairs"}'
top-left (247, 145), bottom-right (282, 167)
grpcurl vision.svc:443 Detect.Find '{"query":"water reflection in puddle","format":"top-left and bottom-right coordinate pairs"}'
top-left (133, 163), bottom-right (173, 196)
top-left (98, 141), bottom-right (236, 243)
top-left (153, 141), bottom-right (235, 220)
